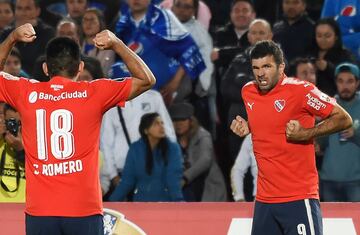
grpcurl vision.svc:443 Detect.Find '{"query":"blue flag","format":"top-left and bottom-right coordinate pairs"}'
top-left (113, 4), bottom-right (206, 90)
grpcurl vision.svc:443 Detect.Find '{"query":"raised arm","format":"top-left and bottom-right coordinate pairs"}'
top-left (0, 23), bottom-right (36, 71)
top-left (286, 104), bottom-right (352, 141)
top-left (93, 30), bottom-right (156, 100)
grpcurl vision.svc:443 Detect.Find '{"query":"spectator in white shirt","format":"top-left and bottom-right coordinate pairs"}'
top-left (231, 134), bottom-right (257, 201)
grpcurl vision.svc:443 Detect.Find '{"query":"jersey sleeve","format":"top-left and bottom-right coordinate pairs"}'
top-left (92, 78), bottom-right (132, 112)
top-left (0, 72), bottom-right (24, 108)
top-left (302, 83), bottom-right (336, 119)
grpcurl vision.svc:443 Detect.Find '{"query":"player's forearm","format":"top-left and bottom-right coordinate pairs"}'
top-left (112, 40), bottom-right (155, 89)
top-left (306, 104), bottom-right (352, 139)
top-left (0, 31), bottom-right (16, 71)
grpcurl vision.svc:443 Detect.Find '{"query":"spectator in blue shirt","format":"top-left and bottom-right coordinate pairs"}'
top-left (109, 113), bottom-right (183, 202)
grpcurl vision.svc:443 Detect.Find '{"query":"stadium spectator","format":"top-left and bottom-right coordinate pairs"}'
top-left (56, 18), bottom-right (80, 43)
top-left (0, 23), bottom-right (155, 234)
top-left (211, 0), bottom-right (255, 69)
top-left (309, 17), bottom-right (356, 97)
top-left (100, 88), bottom-right (176, 197)
top-left (273, 0), bottom-right (315, 62)
top-left (0, 103), bottom-right (25, 202)
top-left (318, 62), bottom-right (360, 202)
top-left (321, 0), bottom-right (360, 61)
top-left (172, 0), bottom-right (216, 135)
top-left (81, 8), bottom-right (115, 75)
top-left (0, 0), bottom-right (55, 76)
top-left (66, 0), bottom-right (87, 26)
top-left (109, 113), bottom-right (183, 202)
top-left (0, 0), bottom-right (14, 35)
top-left (221, 18), bottom-right (273, 161)
top-left (230, 40), bottom-right (352, 234)
top-left (288, 57), bottom-right (317, 84)
top-left (3, 47), bottom-right (29, 77)
top-left (211, 0), bottom-right (255, 144)
top-left (113, 0), bottom-right (205, 105)
top-left (231, 134), bottom-right (257, 202)
top-left (169, 102), bottom-right (227, 201)
top-left (161, 0), bottom-right (212, 30)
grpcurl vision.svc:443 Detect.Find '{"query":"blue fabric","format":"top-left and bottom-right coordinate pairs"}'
top-left (26, 214), bottom-right (103, 235)
top-left (114, 4), bottom-right (205, 89)
top-left (83, 43), bottom-right (95, 55)
top-left (252, 200), bottom-right (323, 235)
top-left (109, 138), bottom-right (184, 202)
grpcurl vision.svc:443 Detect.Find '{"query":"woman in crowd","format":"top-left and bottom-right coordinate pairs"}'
top-left (109, 113), bottom-right (183, 202)
top-left (310, 17), bottom-right (356, 96)
top-left (81, 8), bottom-right (115, 75)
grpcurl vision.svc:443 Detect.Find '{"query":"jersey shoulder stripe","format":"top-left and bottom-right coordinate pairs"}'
top-left (280, 76), bottom-right (307, 86)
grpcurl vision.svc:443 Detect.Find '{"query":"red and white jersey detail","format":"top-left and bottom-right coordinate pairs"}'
top-left (0, 73), bottom-right (132, 216)
top-left (242, 75), bottom-right (335, 203)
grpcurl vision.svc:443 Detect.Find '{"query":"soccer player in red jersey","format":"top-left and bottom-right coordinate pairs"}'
top-left (230, 40), bottom-right (352, 235)
top-left (0, 23), bottom-right (155, 235)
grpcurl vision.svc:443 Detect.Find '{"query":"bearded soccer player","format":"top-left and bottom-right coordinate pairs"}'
top-left (230, 40), bottom-right (352, 235)
top-left (0, 24), bottom-right (155, 235)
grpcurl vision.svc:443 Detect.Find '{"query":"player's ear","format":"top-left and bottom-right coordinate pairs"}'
top-left (279, 62), bottom-right (285, 75)
top-left (78, 61), bottom-right (84, 73)
top-left (74, 61), bottom-right (85, 81)
top-left (42, 62), bottom-right (49, 76)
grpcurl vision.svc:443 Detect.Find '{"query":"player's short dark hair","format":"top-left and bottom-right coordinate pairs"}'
top-left (250, 40), bottom-right (284, 66)
top-left (45, 37), bottom-right (81, 78)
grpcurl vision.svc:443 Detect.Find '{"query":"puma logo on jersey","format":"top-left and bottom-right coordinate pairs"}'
top-left (247, 102), bottom-right (254, 110)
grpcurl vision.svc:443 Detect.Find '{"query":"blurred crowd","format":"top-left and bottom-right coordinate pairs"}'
top-left (0, 0), bottom-right (360, 203)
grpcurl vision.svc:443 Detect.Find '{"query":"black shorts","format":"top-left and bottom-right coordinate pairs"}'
top-left (251, 199), bottom-right (323, 235)
top-left (25, 213), bottom-right (103, 235)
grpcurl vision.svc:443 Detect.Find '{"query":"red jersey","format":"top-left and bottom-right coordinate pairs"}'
top-left (0, 73), bottom-right (132, 216)
top-left (242, 75), bottom-right (335, 203)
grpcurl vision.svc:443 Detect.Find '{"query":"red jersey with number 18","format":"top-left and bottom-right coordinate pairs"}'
top-left (242, 75), bottom-right (335, 203)
top-left (0, 72), bottom-right (132, 216)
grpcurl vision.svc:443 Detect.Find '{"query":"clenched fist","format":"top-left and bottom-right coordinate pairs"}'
top-left (286, 120), bottom-right (309, 141)
top-left (93, 30), bottom-right (121, 50)
top-left (12, 23), bottom-right (36, 43)
top-left (230, 115), bottom-right (249, 137)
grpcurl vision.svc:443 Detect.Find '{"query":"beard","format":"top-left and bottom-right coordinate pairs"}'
top-left (339, 90), bottom-right (356, 101)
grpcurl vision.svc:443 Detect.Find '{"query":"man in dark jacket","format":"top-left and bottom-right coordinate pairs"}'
top-left (273, 0), bottom-right (314, 62)
top-left (0, 0), bottom-right (55, 76)
top-left (221, 19), bottom-right (273, 160)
